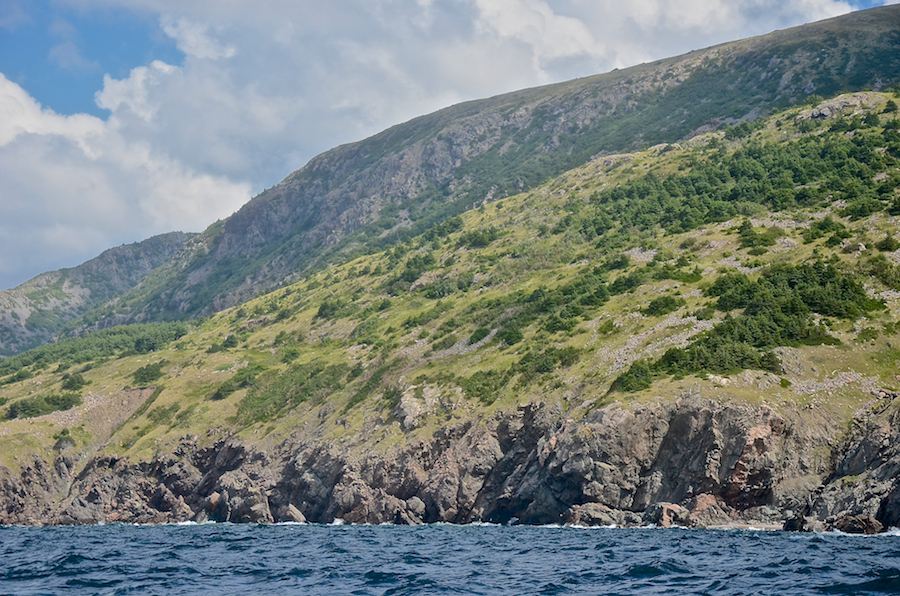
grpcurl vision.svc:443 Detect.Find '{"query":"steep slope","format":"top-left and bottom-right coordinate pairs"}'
top-left (0, 232), bottom-right (194, 356)
top-left (69, 5), bottom-right (900, 331)
top-left (0, 91), bottom-right (899, 529)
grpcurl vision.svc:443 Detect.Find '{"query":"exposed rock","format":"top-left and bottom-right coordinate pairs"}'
top-left (831, 514), bottom-right (884, 534)
top-left (782, 514), bottom-right (824, 532)
top-left (3, 392), bottom-right (900, 530)
top-left (646, 503), bottom-right (691, 528)
top-left (564, 503), bottom-right (621, 526)
top-left (795, 93), bottom-right (880, 121)
top-left (276, 503), bottom-right (307, 523)
top-left (0, 232), bottom-right (194, 356)
top-left (207, 470), bottom-right (273, 523)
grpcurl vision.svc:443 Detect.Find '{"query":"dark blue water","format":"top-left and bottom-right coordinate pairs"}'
top-left (1, 523), bottom-right (899, 595)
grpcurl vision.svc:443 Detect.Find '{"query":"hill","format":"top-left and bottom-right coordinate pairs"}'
top-left (0, 232), bottom-right (194, 356)
top-left (0, 88), bottom-right (899, 529)
top-left (5, 4), bottom-right (895, 352)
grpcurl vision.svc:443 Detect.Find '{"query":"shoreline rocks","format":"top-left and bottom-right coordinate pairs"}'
top-left (0, 397), bottom-right (897, 532)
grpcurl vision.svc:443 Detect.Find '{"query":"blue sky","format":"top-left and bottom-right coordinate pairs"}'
top-left (1, 4), bottom-right (182, 118)
top-left (0, 0), bottom-right (896, 291)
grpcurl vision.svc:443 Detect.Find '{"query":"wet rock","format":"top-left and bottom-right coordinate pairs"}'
top-left (564, 503), bottom-right (620, 526)
top-left (782, 514), bottom-right (824, 532)
top-left (687, 493), bottom-right (734, 527)
top-left (831, 514), bottom-right (884, 534)
top-left (209, 470), bottom-right (273, 523)
top-left (275, 504), bottom-right (307, 523)
top-left (646, 502), bottom-right (691, 528)
top-left (406, 496), bottom-right (426, 518)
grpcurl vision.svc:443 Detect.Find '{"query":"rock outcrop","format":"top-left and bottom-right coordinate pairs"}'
top-left (4, 396), bottom-right (894, 529)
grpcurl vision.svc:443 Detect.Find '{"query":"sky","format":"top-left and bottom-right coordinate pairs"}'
top-left (0, 0), bottom-right (896, 291)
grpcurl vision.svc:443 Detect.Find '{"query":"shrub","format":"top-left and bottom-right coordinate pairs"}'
top-left (316, 299), bottom-right (345, 320)
top-left (609, 272), bottom-right (643, 295)
top-left (876, 235), bottom-right (900, 252)
top-left (6, 393), bottom-right (82, 420)
top-left (432, 334), bottom-right (458, 351)
top-left (458, 369), bottom-right (512, 404)
top-left (132, 362), bottom-right (166, 385)
top-left (469, 327), bottom-right (490, 344)
top-left (609, 360), bottom-right (653, 393)
top-left (236, 361), bottom-right (349, 423)
top-left (497, 326), bottom-right (524, 345)
top-left (612, 261), bottom-right (878, 392)
top-left (458, 228), bottom-right (498, 248)
top-left (209, 362), bottom-right (267, 401)
top-left (60, 373), bottom-right (88, 391)
top-left (643, 296), bottom-right (686, 317)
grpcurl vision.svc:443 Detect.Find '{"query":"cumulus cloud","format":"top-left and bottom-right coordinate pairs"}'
top-left (0, 0), bottom-right (875, 289)
top-left (95, 60), bottom-right (177, 121)
top-left (0, 73), bottom-right (249, 288)
top-left (472, 0), bottom-right (607, 79)
top-left (161, 16), bottom-right (236, 60)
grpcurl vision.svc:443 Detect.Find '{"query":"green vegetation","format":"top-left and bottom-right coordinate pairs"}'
top-left (60, 373), bottom-right (88, 391)
top-left (6, 393), bottom-right (82, 420)
top-left (586, 126), bottom-right (898, 236)
top-left (643, 296), bottom-right (686, 317)
top-left (0, 322), bottom-right (188, 380)
top-left (236, 361), bottom-right (349, 424)
top-left (132, 361), bottom-right (167, 385)
top-left (37, 18), bottom-right (899, 337)
top-left (2, 89), bottom-right (900, 465)
top-left (209, 362), bottom-right (267, 401)
top-left (612, 262), bottom-right (881, 391)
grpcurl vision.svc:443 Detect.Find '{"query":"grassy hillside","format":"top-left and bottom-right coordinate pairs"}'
top-left (0, 92), bottom-right (898, 475)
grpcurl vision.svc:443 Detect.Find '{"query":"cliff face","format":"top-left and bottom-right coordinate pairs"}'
top-left (4, 396), bottom-right (893, 530)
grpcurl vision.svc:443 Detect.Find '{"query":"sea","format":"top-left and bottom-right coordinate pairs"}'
top-left (1, 523), bottom-right (899, 595)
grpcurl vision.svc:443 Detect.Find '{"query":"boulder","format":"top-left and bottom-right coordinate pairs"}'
top-left (831, 514), bottom-right (884, 534)
top-left (564, 503), bottom-right (620, 526)
top-left (646, 502), bottom-right (691, 528)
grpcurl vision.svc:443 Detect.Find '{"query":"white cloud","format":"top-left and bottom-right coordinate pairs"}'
top-left (0, 0), bottom-right (878, 288)
top-left (0, 0), bottom-right (30, 31)
top-left (472, 0), bottom-right (607, 79)
top-left (95, 60), bottom-right (177, 122)
top-left (161, 15), bottom-right (237, 60)
top-left (0, 72), bottom-right (249, 288)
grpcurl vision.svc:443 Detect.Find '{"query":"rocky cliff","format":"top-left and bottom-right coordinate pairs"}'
top-left (2, 396), bottom-right (896, 532)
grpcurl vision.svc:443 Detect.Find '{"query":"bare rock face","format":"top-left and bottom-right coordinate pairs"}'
top-left (5, 395), bottom-right (900, 530)
top-left (645, 503), bottom-right (691, 528)
top-left (0, 397), bottom-right (842, 527)
top-left (0, 232), bottom-right (195, 356)
top-left (202, 470), bottom-right (274, 524)
top-left (804, 402), bottom-right (900, 532)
